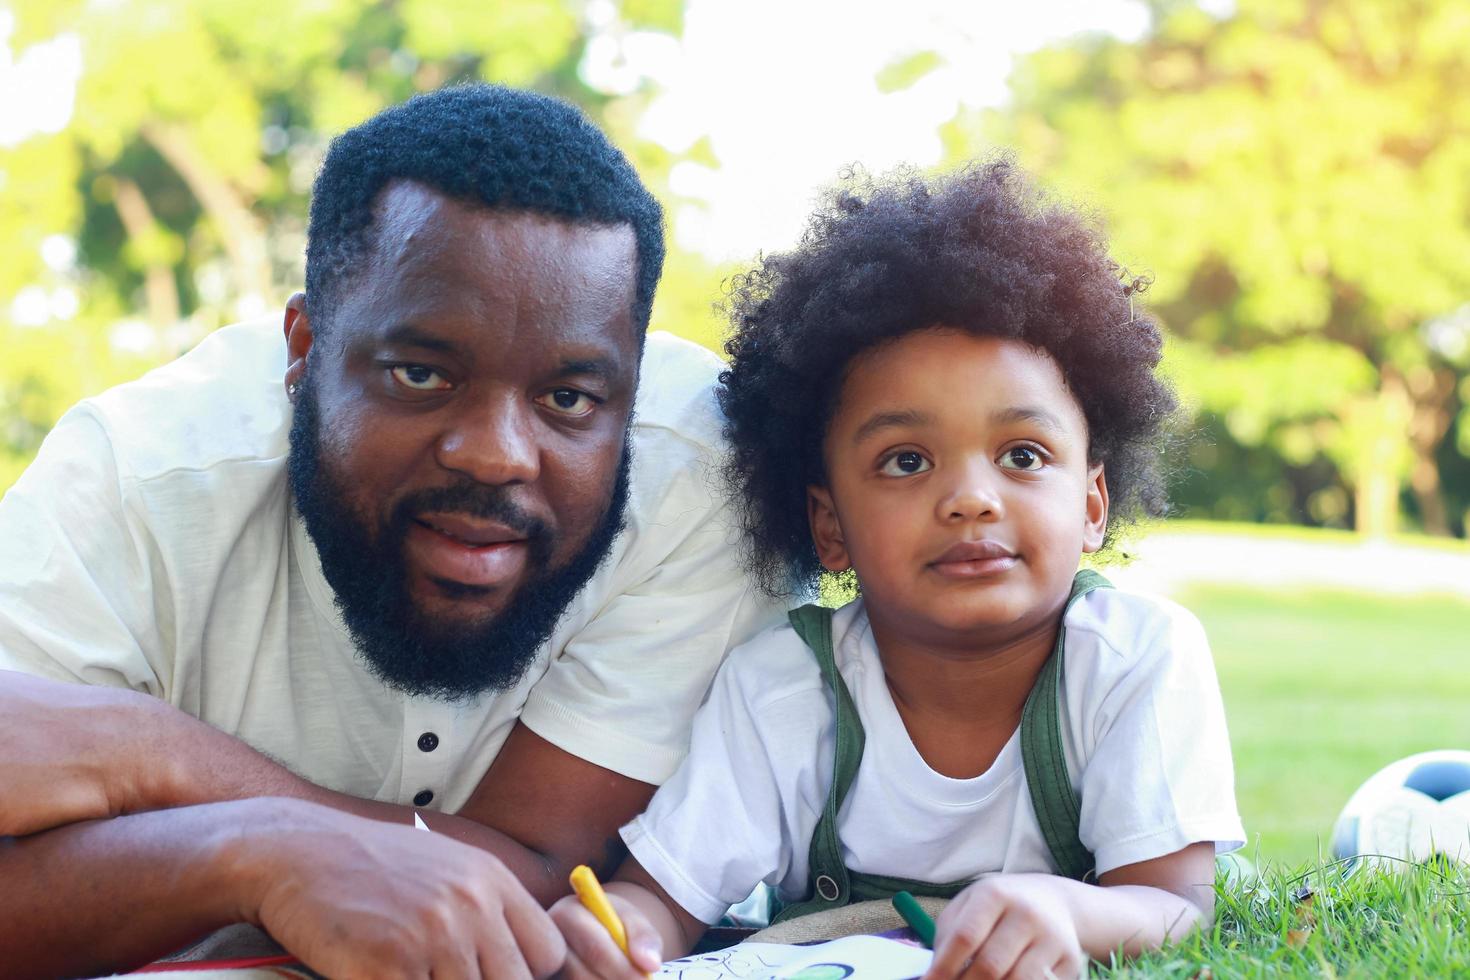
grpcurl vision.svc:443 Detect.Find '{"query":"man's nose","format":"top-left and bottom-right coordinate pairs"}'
top-left (433, 391), bottom-right (540, 486)
top-left (935, 458), bottom-right (1004, 523)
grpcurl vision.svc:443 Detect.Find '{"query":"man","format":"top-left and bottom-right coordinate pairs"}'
top-left (0, 85), bottom-right (777, 977)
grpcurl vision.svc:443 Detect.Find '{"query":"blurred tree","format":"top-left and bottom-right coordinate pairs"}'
top-left (951, 0), bottom-right (1470, 536)
top-left (0, 0), bottom-right (708, 491)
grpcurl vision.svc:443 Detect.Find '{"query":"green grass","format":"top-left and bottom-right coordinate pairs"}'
top-left (1182, 585), bottom-right (1470, 865)
top-left (1107, 860), bottom-right (1470, 978)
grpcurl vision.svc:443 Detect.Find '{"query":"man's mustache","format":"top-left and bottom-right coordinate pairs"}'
top-left (392, 482), bottom-right (549, 543)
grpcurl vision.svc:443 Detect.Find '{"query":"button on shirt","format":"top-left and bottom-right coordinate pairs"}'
top-left (0, 320), bottom-right (784, 811)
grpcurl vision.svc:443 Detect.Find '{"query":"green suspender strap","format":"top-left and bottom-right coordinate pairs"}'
top-left (772, 606), bottom-right (972, 924)
top-left (1022, 568), bottom-right (1113, 881)
top-left (771, 604), bottom-right (867, 923)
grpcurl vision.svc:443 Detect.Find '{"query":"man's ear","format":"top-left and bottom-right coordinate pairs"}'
top-left (1081, 463), bottom-right (1110, 554)
top-left (807, 485), bottom-right (851, 573)
top-left (283, 292), bottom-right (313, 401)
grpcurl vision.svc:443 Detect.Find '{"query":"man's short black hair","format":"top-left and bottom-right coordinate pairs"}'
top-left (305, 83), bottom-right (664, 333)
top-left (719, 159), bottom-right (1178, 596)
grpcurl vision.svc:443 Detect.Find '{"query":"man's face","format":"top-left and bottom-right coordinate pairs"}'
top-left (287, 182), bottom-right (640, 700)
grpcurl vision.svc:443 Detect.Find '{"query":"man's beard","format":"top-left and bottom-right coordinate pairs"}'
top-left (286, 374), bottom-right (631, 702)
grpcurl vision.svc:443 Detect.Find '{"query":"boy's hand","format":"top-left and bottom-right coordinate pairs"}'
top-left (924, 875), bottom-right (1085, 980)
top-left (551, 891), bottom-right (663, 979)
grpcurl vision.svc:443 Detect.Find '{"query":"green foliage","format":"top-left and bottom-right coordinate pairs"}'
top-left (619, 0), bottom-right (684, 35)
top-left (1166, 337), bottom-right (1377, 447)
top-left (875, 50), bottom-right (943, 94)
top-left (0, 136), bottom-right (79, 298)
top-left (398, 0), bottom-right (580, 86)
top-left (959, 0), bottom-right (1470, 536)
top-left (648, 248), bottom-right (746, 354)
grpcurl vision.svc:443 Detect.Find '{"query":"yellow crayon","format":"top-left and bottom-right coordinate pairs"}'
top-left (569, 864), bottom-right (632, 956)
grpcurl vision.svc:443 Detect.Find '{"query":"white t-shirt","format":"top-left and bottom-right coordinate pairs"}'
top-left (623, 589), bottom-right (1246, 924)
top-left (0, 319), bottom-right (782, 810)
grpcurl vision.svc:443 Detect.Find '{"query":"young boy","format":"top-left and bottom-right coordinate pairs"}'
top-left (553, 161), bottom-right (1245, 979)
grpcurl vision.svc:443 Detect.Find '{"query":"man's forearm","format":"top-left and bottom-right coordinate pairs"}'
top-left (144, 713), bottom-right (568, 901)
top-left (2, 672), bottom-right (604, 911)
top-left (2, 796), bottom-right (574, 980)
top-left (0, 802), bottom-right (260, 979)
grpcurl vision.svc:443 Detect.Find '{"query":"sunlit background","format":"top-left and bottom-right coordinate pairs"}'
top-left (2, 0), bottom-right (1468, 867)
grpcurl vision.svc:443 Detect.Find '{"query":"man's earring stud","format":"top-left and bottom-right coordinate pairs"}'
top-left (287, 382), bottom-right (300, 397)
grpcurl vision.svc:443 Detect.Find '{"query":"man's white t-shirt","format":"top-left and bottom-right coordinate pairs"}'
top-left (622, 588), bottom-right (1246, 924)
top-left (0, 319), bottom-right (782, 810)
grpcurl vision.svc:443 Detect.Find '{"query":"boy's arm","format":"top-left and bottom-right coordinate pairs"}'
top-left (925, 842), bottom-right (1216, 980)
top-left (613, 857), bottom-right (710, 957)
top-left (1084, 840), bottom-right (1216, 952)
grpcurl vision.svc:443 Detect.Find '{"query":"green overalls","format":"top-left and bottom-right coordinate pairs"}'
top-left (770, 570), bottom-right (1108, 924)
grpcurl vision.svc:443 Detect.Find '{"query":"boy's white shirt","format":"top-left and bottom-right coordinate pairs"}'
top-left (0, 319), bottom-right (783, 810)
top-left (623, 587), bottom-right (1247, 924)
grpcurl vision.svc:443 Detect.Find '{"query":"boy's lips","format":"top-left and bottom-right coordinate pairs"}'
top-left (930, 539), bottom-right (1017, 578)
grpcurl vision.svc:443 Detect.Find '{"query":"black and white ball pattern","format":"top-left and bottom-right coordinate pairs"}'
top-left (1332, 750), bottom-right (1470, 869)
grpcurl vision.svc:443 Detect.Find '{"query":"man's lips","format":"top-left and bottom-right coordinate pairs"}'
top-left (403, 513), bottom-right (531, 589)
top-left (930, 539), bottom-right (1017, 577)
top-left (415, 513), bottom-right (527, 547)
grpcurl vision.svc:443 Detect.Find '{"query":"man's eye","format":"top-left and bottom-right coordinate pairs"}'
top-left (537, 388), bottom-right (596, 417)
top-left (998, 446), bottom-right (1044, 471)
top-left (390, 365), bottom-right (450, 391)
top-left (879, 451), bottom-right (932, 477)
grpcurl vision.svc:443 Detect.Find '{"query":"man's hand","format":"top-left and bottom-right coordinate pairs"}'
top-left (925, 875), bottom-right (1086, 980)
top-left (0, 797), bottom-right (569, 979)
top-left (238, 799), bottom-right (568, 979)
top-left (0, 669), bottom-right (185, 836)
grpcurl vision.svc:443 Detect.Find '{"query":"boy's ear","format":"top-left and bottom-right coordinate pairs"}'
top-left (807, 485), bottom-right (851, 573)
top-left (1081, 463), bottom-right (1109, 553)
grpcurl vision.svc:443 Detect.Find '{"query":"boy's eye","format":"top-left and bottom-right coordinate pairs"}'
top-left (879, 451), bottom-right (932, 477)
top-left (536, 388), bottom-right (596, 417)
top-left (999, 446), bottom-right (1044, 471)
top-left (390, 364), bottom-right (450, 391)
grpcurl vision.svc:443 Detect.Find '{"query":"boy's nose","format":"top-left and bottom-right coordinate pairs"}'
top-left (936, 460), bottom-right (1004, 523)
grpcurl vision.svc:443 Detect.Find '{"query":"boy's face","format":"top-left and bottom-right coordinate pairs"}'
top-left (809, 329), bottom-right (1108, 648)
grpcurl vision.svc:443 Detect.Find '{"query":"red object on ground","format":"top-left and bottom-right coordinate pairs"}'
top-left (132, 955), bottom-right (300, 973)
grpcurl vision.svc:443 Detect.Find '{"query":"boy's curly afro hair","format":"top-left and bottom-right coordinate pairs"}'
top-left (305, 83), bottom-right (664, 336)
top-left (718, 159), bottom-right (1177, 597)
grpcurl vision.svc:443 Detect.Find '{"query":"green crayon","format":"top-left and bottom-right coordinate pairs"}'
top-left (892, 890), bottom-right (936, 949)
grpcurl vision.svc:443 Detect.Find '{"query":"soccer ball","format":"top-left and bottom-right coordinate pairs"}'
top-left (1331, 750), bottom-right (1470, 870)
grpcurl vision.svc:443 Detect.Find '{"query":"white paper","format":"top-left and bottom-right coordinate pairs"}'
top-left (413, 812), bottom-right (430, 831)
top-left (657, 937), bottom-right (932, 979)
